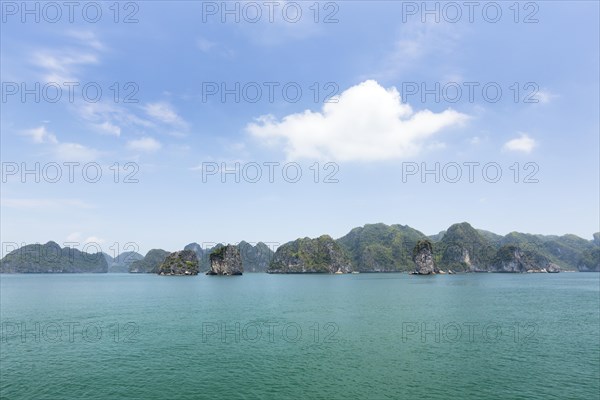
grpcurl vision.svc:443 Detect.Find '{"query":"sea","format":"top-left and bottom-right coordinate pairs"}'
top-left (1, 273), bottom-right (599, 399)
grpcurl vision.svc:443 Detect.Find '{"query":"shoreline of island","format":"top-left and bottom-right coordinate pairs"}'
top-left (2, 222), bottom-right (598, 275)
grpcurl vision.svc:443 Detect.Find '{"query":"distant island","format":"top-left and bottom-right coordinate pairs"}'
top-left (1, 222), bottom-right (598, 274)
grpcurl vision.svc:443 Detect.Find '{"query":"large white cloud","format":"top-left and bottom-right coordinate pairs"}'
top-left (247, 80), bottom-right (468, 162)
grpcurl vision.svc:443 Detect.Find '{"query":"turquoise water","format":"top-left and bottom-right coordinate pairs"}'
top-left (1, 273), bottom-right (599, 399)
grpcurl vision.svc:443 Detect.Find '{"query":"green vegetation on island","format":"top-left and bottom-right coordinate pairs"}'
top-left (337, 223), bottom-right (427, 272)
top-left (268, 235), bottom-right (352, 274)
top-left (207, 245), bottom-right (243, 275)
top-left (2, 225), bottom-right (597, 274)
top-left (157, 250), bottom-right (199, 275)
top-left (129, 249), bottom-right (170, 273)
top-left (0, 241), bottom-right (108, 273)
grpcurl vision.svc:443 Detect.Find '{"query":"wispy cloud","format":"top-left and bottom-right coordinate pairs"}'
top-left (127, 137), bottom-right (162, 153)
top-left (54, 142), bottom-right (102, 161)
top-left (20, 125), bottom-right (101, 161)
top-left (30, 30), bottom-right (104, 83)
top-left (75, 101), bottom-right (154, 140)
top-left (21, 126), bottom-right (58, 144)
top-left (534, 89), bottom-right (559, 104)
top-left (143, 102), bottom-right (188, 129)
top-left (32, 51), bottom-right (98, 83)
top-left (93, 121), bottom-right (121, 136)
top-left (65, 30), bottom-right (105, 50)
top-left (375, 21), bottom-right (463, 79)
top-left (503, 133), bottom-right (537, 153)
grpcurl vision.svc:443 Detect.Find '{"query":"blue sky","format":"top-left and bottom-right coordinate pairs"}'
top-left (1, 1), bottom-right (599, 255)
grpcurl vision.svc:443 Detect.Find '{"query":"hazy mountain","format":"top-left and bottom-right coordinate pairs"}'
top-left (104, 251), bottom-right (144, 273)
top-left (2, 225), bottom-right (597, 274)
top-left (0, 241), bottom-right (108, 273)
top-left (129, 249), bottom-right (170, 273)
top-left (238, 241), bottom-right (274, 272)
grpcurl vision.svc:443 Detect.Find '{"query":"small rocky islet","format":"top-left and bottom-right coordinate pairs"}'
top-left (412, 239), bottom-right (438, 275)
top-left (206, 245), bottom-right (243, 276)
top-left (1, 223), bottom-right (598, 274)
top-left (157, 250), bottom-right (199, 276)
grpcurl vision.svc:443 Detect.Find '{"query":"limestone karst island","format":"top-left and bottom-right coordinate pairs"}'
top-left (2, 222), bottom-right (598, 275)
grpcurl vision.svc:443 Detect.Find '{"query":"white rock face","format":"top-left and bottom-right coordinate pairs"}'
top-left (207, 245), bottom-right (243, 275)
top-left (413, 240), bottom-right (437, 275)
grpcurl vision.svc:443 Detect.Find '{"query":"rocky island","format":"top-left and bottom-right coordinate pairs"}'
top-left (267, 235), bottom-right (352, 274)
top-left (337, 223), bottom-right (424, 272)
top-left (207, 245), bottom-right (243, 275)
top-left (1, 223), bottom-right (598, 274)
top-left (129, 249), bottom-right (170, 273)
top-left (0, 241), bottom-right (108, 273)
top-left (412, 239), bottom-right (438, 275)
top-left (157, 250), bottom-right (199, 275)
top-left (490, 245), bottom-right (560, 273)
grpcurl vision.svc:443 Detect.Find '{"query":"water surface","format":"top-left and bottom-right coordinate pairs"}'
top-left (1, 273), bottom-right (599, 399)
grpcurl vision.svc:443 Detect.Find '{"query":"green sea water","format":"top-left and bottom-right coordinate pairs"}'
top-left (1, 273), bottom-right (599, 399)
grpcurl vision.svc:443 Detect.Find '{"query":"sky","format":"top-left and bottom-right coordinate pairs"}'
top-left (1, 1), bottom-right (599, 256)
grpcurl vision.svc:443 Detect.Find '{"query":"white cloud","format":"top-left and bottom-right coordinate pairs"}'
top-left (77, 102), bottom-right (154, 132)
top-left (127, 137), bottom-right (162, 152)
top-left (65, 30), bottom-right (104, 50)
top-left (143, 102), bottom-right (187, 128)
top-left (534, 90), bottom-right (558, 104)
top-left (503, 133), bottom-right (537, 153)
top-left (247, 80), bottom-right (469, 162)
top-left (29, 31), bottom-right (103, 84)
top-left (54, 142), bottom-right (101, 162)
top-left (21, 125), bottom-right (101, 161)
top-left (32, 51), bottom-right (98, 82)
top-left (21, 126), bottom-right (58, 144)
top-left (94, 121), bottom-right (121, 136)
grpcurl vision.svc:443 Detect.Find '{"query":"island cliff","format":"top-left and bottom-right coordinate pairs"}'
top-left (129, 249), bottom-right (170, 273)
top-left (268, 235), bottom-right (352, 274)
top-left (489, 245), bottom-right (560, 273)
top-left (207, 245), bottom-right (243, 275)
top-left (412, 239), bottom-right (438, 275)
top-left (2, 224), bottom-right (596, 274)
top-left (157, 250), bottom-right (199, 275)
